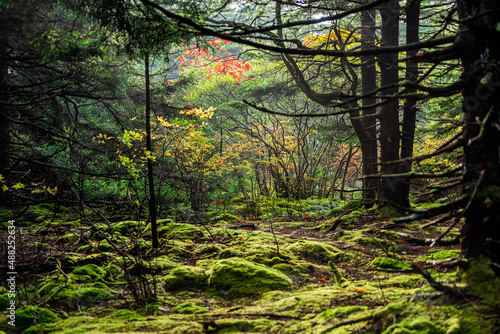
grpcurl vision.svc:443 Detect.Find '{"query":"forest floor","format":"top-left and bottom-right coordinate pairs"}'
top-left (1, 201), bottom-right (499, 333)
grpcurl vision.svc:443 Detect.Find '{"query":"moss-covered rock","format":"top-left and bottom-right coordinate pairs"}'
top-left (211, 213), bottom-right (240, 223)
top-left (272, 261), bottom-right (315, 277)
top-left (172, 302), bottom-right (208, 314)
top-left (79, 282), bottom-right (112, 302)
top-left (15, 305), bottom-right (60, 331)
top-left (70, 264), bottom-right (106, 282)
top-left (208, 257), bottom-right (293, 297)
top-left (326, 207), bottom-right (344, 216)
top-left (284, 240), bottom-right (346, 263)
top-left (158, 222), bottom-right (204, 240)
top-left (371, 257), bottom-right (411, 270)
top-left (110, 220), bottom-right (146, 234)
top-left (103, 264), bottom-right (122, 281)
top-left (163, 266), bottom-right (207, 290)
top-left (194, 243), bottom-right (226, 255)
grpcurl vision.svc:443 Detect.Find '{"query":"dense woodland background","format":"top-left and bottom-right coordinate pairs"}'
top-left (1, 0), bottom-right (500, 333)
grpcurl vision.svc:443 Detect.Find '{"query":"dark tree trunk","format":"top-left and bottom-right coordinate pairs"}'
top-left (360, 8), bottom-right (378, 204)
top-left (378, 0), bottom-right (409, 208)
top-left (145, 56), bottom-right (159, 248)
top-left (457, 0), bottom-right (500, 268)
top-left (400, 0), bottom-right (420, 201)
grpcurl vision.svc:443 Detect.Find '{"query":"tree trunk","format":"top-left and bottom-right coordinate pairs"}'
top-left (400, 0), bottom-right (420, 203)
top-left (378, 0), bottom-right (409, 208)
top-left (360, 7), bottom-right (378, 204)
top-left (457, 0), bottom-right (500, 269)
top-left (145, 56), bottom-right (159, 248)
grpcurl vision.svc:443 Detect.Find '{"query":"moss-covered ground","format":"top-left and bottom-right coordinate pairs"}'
top-left (1, 202), bottom-right (499, 333)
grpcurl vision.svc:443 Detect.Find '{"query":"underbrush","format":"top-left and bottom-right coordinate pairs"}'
top-left (0, 199), bottom-right (498, 333)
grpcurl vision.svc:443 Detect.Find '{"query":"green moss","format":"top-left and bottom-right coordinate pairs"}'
top-left (107, 309), bottom-right (145, 321)
top-left (329, 261), bottom-right (348, 285)
top-left (371, 257), bottom-right (411, 270)
top-left (460, 256), bottom-right (500, 304)
top-left (194, 243), bottom-right (225, 255)
top-left (79, 282), bottom-right (111, 302)
top-left (158, 222), bottom-right (204, 240)
top-left (33, 242), bottom-right (55, 250)
top-left (110, 220), bottom-right (146, 234)
top-left (213, 318), bottom-right (276, 333)
top-left (15, 305), bottom-right (61, 331)
top-left (284, 240), bottom-right (346, 264)
top-left (272, 261), bottom-right (315, 277)
top-left (0, 294), bottom-right (11, 311)
top-left (212, 213), bottom-right (240, 223)
top-left (163, 266), bottom-right (207, 290)
top-left (376, 203), bottom-right (402, 218)
top-left (208, 257), bottom-right (292, 297)
top-left (326, 207), bottom-right (344, 216)
top-left (313, 305), bottom-right (368, 323)
top-left (381, 315), bottom-right (447, 334)
top-left (23, 324), bottom-right (46, 334)
top-left (344, 199), bottom-right (362, 209)
top-left (70, 264), bottom-right (106, 282)
top-left (57, 233), bottom-right (79, 244)
top-left (426, 249), bottom-right (460, 260)
top-left (171, 302), bottom-right (208, 314)
top-left (103, 264), bottom-right (121, 281)
top-left (37, 276), bottom-right (69, 296)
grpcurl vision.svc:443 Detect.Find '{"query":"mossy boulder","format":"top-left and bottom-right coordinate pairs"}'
top-left (326, 207), bottom-right (343, 216)
top-left (272, 261), bottom-right (315, 277)
top-left (163, 266), bottom-right (207, 290)
top-left (194, 243), bottom-right (226, 255)
top-left (371, 257), bottom-right (411, 270)
top-left (158, 222), bottom-right (204, 240)
top-left (208, 257), bottom-right (293, 296)
top-left (15, 305), bottom-right (60, 331)
top-left (70, 264), bottom-right (106, 282)
top-left (212, 213), bottom-right (240, 223)
top-left (79, 282), bottom-right (112, 302)
top-left (284, 240), bottom-right (346, 263)
top-left (103, 264), bottom-right (122, 281)
top-left (110, 220), bottom-right (146, 234)
top-left (172, 302), bottom-right (208, 314)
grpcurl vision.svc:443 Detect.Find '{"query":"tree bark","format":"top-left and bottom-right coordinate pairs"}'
top-left (400, 0), bottom-right (420, 203)
top-left (457, 0), bottom-right (500, 268)
top-left (378, 0), bottom-right (409, 208)
top-left (145, 56), bottom-right (159, 248)
top-left (360, 7), bottom-right (378, 204)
